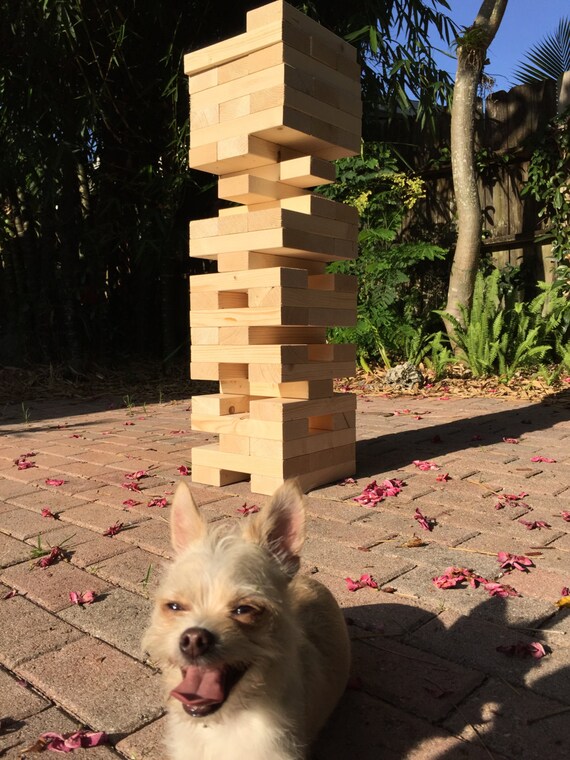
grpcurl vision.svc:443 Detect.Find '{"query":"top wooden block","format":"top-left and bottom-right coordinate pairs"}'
top-left (184, 1), bottom-right (358, 78)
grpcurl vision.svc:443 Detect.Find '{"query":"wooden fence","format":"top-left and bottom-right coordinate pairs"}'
top-left (388, 79), bottom-right (560, 283)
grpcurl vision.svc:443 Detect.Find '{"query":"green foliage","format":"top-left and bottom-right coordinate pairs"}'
top-left (522, 109), bottom-right (570, 289)
top-left (436, 269), bottom-right (555, 381)
top-left (514, 17), bottom-right (570, 84)
top-left (320, 144), bottom-right (447, 367)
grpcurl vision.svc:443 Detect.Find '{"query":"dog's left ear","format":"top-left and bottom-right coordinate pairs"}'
top-left (244, 480), bottom-right (305, 576)
top-left (170, 480), bottom-right (208, 553)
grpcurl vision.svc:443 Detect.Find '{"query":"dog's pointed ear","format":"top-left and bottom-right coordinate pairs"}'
top-left (170, 481), bottom-right (207, 553)
top-left (244, 480), bottom-right (305, 576)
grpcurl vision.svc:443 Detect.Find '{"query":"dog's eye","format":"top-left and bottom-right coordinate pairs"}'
top-left (165, 601), bottom-right (184, 612)
top-left (233, 605), bottom-right (255, 616)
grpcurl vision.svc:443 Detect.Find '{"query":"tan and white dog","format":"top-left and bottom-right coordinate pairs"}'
top-left (143, 480), bottom-right (350, 760)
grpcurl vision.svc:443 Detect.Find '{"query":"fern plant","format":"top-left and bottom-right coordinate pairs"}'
top-left (437, 269), bottom-right (553, 379)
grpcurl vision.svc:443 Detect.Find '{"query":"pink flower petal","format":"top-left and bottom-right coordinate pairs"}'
top-left (497, 641), bottom-right (547, 658)
top-left (41, 508), bottom-right (57, 519)
top-left (484, 581), bottom-right (520, 597)
top-left (414, 507), bottom-right (435, 531)
top-left (147, 497), bottom-right (167, 508)
top-left (122, 499), bottom-right (141, 507)
top-left (69, 590), bottom-right (96, 605)
top-left (45, 478), bottom-right (65, 486)
top-left (412, 460), bottom-right (440, 471)
top-left (561, 511), bottom-right (570, 522)
top-left (518, 519), bottom-right (551, 530)
top-left (124, 469), bottom-right (148, 480)
top-left (435, 472), bottom-right (451, 482)
top-left (103, 522), bottom-right (124, 537)
top-left (237, 504), bottom-right (260, 516)
top-left (122, 482), bottom-right (142, 492)
top-left (530, 456), bottom-right (557, 463)
top-left (502, 437), bottom-right (519, 444)
top-left (497, 552), bottom-right (534, 572)
top-left (177, 465), bottom-right (190, 476)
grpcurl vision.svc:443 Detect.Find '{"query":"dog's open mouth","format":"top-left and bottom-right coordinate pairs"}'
top-left (170, 665), bottom-right (246, 717)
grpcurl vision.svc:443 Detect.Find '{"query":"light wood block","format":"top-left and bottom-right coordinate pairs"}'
top-left (249, 392), bottom-right (355, 422)
top-left (190, 224), bottom-right (357, 262)
top-left (250, 458), bottom-right (356, 495)
top-left (248, 360), bottom-right (355, 383)
top-left (191, 413), bottom-right (309, 441)
top-left (190, 327), bottom-right (220, 345)
top-left (219, 433), bottom-right (251, 455)
top-left (249, 426), bottom-right (355, 459)
top-left (247, 285), bottom-right (355, 310)
top-left (190, 267), bottom-right (307, 292)
top-left (217, 174), bottom-right (305, 204)
top-left (220, 379), bottom-right (333, 399)
top-left (216, 252), bottom-right (326, 274)
top-left (191, 394), bottom-right (252, 416)
top-left (191, 463), bottom-right (248, 487)
top-left (218, 325), bottom-right (326, 345)
top-left (310, 410), bottom-right (356, 431)
top-left (190, 362), bottom-right (248, 381)
top-left (190, 304), bottom-right (356, 327)
top-left (192, 344), bottom-right (309, 365)
top-left (190, 291), bottom-right (248, 310)
top-left (191, 441), bottom-right (354, 479)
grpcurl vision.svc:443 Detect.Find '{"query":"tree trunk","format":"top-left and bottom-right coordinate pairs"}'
top-left (443, 0), bottom-right (508, 338)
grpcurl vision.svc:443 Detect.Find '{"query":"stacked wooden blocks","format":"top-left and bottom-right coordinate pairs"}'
top-left (186, 0), bottom-right (361, 495)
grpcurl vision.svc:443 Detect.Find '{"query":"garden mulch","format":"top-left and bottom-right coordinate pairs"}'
top-left (0, 386), bottom-right (569, 759)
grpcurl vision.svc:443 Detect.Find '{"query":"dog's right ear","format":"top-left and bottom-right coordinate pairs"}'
top-left (170, 481), bottom-right (208, 553)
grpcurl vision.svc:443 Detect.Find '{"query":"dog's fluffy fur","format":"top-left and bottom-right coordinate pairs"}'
top-left (143, 480), bottom-right (350, 760)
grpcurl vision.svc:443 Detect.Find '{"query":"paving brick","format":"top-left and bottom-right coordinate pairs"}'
top-left (313, 688), bottom-right (503, 760)
top-left (457, 532), bottom-right (570, 573)
top-left (5, 488), bottom-right (98, 514)
top-left (18, 637), bottom-right (163, 734)
top-left (0, 479), bottom-right (37, 501)
top-left (1, 558), bottom-right (112, 612)
top-left (61, 502), bottom-right (149, 534)
top-left (0, 531), bottom-right (33, 568)
top-left (58, 587), bottom-right (153, 661)
top-left (0, 666), bottom-right (50, 721)
top-left (0, 506), bottom-right (72, 541)
top-left (88, 547), bottom-right (164, 598)
top-left (115, 716), bottom-right (167, 760)
top-left (442, 677), bottom-right (569, 760)
top-left (0, 592), bottom-right (84, 668)
top-left (406, 608), bottom-right (570, 705)
top-left (351, 636), bottom-right (484, 721)
top-left (0, 706), bottom-right (121, 758)
top-left (69, 535), bottom-right (133, 568)
top-left (353, 508), bottom-right (479, 548)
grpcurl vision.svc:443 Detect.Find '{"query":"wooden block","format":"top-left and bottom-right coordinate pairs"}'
top-left (249, 393), bottom-right (356, 422)
top-left (250, 459), bottom-right (356, 495)
top-left (188, 143), bottom-right (218, 171)
top-left (217, 54), bottom-right (250, 85)
top-left (190, 291), bottom-right (248, 310)
top-left (190, 103), bottom-right (219, 129)
top-left (220, 379), bottom-right (333, 399)
top-left (188, 68), bottom-right (218, 94)
top-left (249, 360), bottom-right (355, 383)
top-left (308, 273), bottom-right (357, 292)
top-left (191, 463), bottom-right (248, 487)
top-left (217, 174), bottom-right (305, 204)
top-left (307, 344), bottom-right (356, 362)
top-left (216, 252), bottom-right (326, 274)
top-left (278, 156), bottom-right (335, 187)
top-left (184, 21), bottom-right (283, 76)
top-left (189, 216), bottom-right (220, 239)
top-left (192, 64), bottom-right (284, 109)
top-left (191, 394), bottom-right (251, 416)
top-left (189, 224), bottom-right (357, 262)
top-left (190, 327), bottom-right (219, 345)
top-left (190, 267), bottom-right (307, 293)
top-left (192, 344), bottom-right (309, 365)
top-left (188, 135), bottom-right (282, 175)
top-left (219, 433), bottom-right (251, 455)
top-left (249, 84), bottom-right (361, 134)
top-left (246, 2), bottom-right (357, 64)
top-left (218, 325), bottom-right (326, 345)
top-left (190, 362), bottom-right (248, 381)
top-left (190, 304), bottom-right (356, 328)
top-left (219, 95), bottom-right (251, 121)
top-left (310, 410), bottom-right (356, 431)
top-left (247, 286), bottom-right (355, 310)
top-left (281, 193), bottom-right (359, 226)
top-left (250, 426), bottom-right (355, 459)
top-left (191, 413), bottom-right (309, 441)
top-left (244, 205), bottom-right (358, 239)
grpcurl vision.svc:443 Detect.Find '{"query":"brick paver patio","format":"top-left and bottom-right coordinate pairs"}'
top-left (0, 391), bottom-right (568, 759)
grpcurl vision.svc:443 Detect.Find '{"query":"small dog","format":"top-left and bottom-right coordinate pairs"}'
top-left (143, 480), bottom-right (350, 760)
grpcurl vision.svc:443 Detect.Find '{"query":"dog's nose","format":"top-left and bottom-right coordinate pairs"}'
top-left (179, 627), bottom-right (216, 659)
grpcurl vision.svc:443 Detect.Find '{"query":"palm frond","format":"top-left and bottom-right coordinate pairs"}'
top-left (514, 17), bottom-right (570, 84)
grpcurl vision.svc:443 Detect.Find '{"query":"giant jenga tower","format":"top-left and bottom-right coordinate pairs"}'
top-left (185, 0), bottom-right (361, 495)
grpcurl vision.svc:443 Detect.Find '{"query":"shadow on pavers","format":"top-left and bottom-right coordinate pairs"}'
top-left (356, 389), bottom-right (570, 477)
top-left (313, 596), bottom-right (570, 760)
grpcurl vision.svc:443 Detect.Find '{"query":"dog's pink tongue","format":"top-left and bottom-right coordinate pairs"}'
top-left (170, 667), bottom-right (225, 707)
